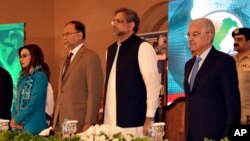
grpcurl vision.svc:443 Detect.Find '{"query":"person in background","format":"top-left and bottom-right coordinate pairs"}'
top-left (10, 44), bottom-right (49, 134)
top-left (232, 27), bottom-right (250, 124)
top-left (46, 80), bottom-right (54, 126)
top-left (53, 20), bottom-right (103, 133)
top-left (103, 7), bottom-right (161, 137)
top-left (184, 18), bottom-right (240, 141)
top-left (0, 66), bottom-right (13, 120)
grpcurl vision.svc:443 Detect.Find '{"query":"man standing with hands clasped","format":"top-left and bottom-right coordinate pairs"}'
top-left (232, 27), bottom-right (250, 124)
top-left (184, 18), bottom-right (240, 141)
top-left (53, 21), bottom-right (103, 133)
top-left (103, 7), bottom-right (161, 137)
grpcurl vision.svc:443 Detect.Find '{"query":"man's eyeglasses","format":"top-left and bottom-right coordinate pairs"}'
top-left (111, 19), bottom-right (125, 25)
top-left (186, 32), bottom-right (209, 38)
top-left (62, 31), bottom-right (80, 37)
top-left (20, 54), bottom-right (30, 59)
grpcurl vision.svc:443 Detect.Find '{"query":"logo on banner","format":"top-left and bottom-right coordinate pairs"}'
top-left (205, 11), bottom-right (243, 55)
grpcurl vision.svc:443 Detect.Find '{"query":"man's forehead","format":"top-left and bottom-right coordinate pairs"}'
top-left (64, 24), bottom-right (75, 31)
top-left (234, 34), bottom-right (246, 39)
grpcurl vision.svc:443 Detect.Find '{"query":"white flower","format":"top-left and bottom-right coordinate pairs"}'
top-left (95, 135), bottom-right (107, 141)
top-left (124, 133), bottom-right (134, 141)
top-left (77, 124), bottom-right (146, 141)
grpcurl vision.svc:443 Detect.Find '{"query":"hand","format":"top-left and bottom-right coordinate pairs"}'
top-left (10, 119), bottom-right (24, 130)
top-left (10, 119), bottom-right (16, 129)
top-left (82, 123), bottom-right (91, 132)
top-left (16, 124), bottom-right (24, 130)
top-left (143, 117), bottom-right (154, 136)
top-left (97, 111), bottom-right (104, 125)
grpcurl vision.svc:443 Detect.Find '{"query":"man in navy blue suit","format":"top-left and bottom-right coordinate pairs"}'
top-left (184, 18), bottom-right (240, 141)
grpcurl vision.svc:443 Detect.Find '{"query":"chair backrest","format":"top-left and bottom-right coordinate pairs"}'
top-left (163, 97), bottom-right (186, 141)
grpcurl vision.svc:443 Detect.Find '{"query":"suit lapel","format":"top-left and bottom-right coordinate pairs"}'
top-left (62, 45), bottom-right (85, 82)
top-left (185, 57), bottom-right (196, 94)
top-left (191, 47), bottom-right (216, 92)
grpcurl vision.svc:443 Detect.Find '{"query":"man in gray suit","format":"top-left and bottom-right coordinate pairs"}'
top-left (53, 21), bottom-right (103, 133)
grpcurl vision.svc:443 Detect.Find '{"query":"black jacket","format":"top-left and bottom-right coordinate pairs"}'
top-left (0, 66), bottom-right (13, 120)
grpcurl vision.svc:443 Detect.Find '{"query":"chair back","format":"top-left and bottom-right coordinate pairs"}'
top-left (163, 97), bottom-right (186, 141)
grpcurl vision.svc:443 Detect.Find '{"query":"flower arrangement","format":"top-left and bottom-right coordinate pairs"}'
top-left (0, 124), bottom-right (169, 141)
top-left (77, 124), bottom-right (148, 141)
top-left (0, 130), bottom-right (80, 141)
top-left (204, 137), bottom-right (230, 141)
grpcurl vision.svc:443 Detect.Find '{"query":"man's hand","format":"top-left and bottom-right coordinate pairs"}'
top-left (97, 108), bottom-right (104, 125)
top-left (143, 117), bottom-right (154, 136)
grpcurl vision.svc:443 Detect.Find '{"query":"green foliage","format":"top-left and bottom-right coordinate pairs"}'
top-left (131, 137), bottom-right (150, 141)
top-left (204, 137), bottom-right (230, 141)
top-left (0, 130), bottom-right (80, 141)
top-left (0, 130), bottom-right (169, 141)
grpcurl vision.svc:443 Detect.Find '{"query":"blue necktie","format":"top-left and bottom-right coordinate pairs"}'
top-left (190, 57), bottom-right (202, 90)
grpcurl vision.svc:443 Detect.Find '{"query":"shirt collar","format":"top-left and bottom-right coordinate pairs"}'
top-left (70, 43), bottom-right (83, 55)
top-left (118, 34), bottom-right (136, 47)
top-left (197, 46), bottom-right (212, 60)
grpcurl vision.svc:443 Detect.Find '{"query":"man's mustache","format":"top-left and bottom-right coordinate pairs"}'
top-left (234, 43), bottom-right (239, 47)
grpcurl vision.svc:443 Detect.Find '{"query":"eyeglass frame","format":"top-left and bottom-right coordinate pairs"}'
top-left (111, 19), bottom-right (129, 25)
top-left (62, 31), bottom-right (80, 37)
top-left (186, 31), bottom-right (210, 38)
top-left (19, 54), bottom-right (31, 59)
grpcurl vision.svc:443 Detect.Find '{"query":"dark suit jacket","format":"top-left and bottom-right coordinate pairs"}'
top-left (53, 46), bottom-right (103, 133)
top-left (0, 66), bottom-right (13, 120)
top-left (184, 47), bottom-right (240, 141)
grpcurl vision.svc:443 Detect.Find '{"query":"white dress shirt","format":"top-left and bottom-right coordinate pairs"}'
top-left (46, 82), bottom-right (54, 116)
top-left (104, 41), bottom-right (161, 137)
top-left (62, 43), bottom-right (83, 74)
top-left (188, 46), bottom-right (212, 83)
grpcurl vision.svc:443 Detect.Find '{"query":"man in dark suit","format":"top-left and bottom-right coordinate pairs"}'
top-left (53, 21), bottom-right (103, 133)
top-left (0, 66), bottom-right (13, 120)
top-left (184, 18), bottom-right (240, 141)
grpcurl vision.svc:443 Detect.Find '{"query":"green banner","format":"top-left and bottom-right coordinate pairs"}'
top-left (0, 23), bottom-right (24, 104)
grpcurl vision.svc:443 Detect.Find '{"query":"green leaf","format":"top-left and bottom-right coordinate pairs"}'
top-left (0, 131), bottom-right (80, 141)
